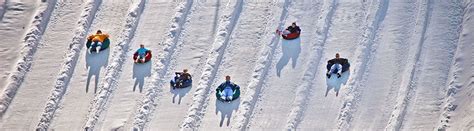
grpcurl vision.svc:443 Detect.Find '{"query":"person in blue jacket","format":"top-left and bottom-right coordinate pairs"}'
top-left (217, 75), bottom-right (240, 101)
top-left (135, 44), bottom-right (149, 63)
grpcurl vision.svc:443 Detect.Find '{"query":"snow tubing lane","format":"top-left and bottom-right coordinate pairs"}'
top-left (215, 87), bottom-right (241, 102)
top-left (86, 38), bottom-right (110, 51)
top-left (133, 50), bottom-right (152, 63)
top-left (282, 32), bottom-right (300, 40)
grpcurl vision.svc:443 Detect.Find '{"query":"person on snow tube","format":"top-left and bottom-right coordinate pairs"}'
top-left (278, 22), bottom-right (301, 40)
top-left (326, 53), bottom-right (350, 78)
top-left (170, 69), bottom-right (192, 89)
top-left (134, 44), bottom-right (151, 63)
top-left (87, 30), bottom-right (110, 53)
top-left (216, 75), bottom-right (240, 101)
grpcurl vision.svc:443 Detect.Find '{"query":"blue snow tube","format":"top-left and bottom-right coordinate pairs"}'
top-left (170, 76), bottom-right (192, 88)
top-left (216, 86), bottom-right (240, 102)
top-left (86, 38), bottom-right (110, 52)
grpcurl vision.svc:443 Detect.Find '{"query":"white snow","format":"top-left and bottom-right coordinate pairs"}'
top-left (0, 0), bottom-right (472, 130)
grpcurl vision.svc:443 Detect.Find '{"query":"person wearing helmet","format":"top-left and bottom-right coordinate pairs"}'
top-left (87, 30), bottom-right (109, 53)
top-left (135, 44), bottom-right (150, 63)
top-left (216, 75), bottom-right (240, 101)
top-left (326, 53), bottom-right (349, 78)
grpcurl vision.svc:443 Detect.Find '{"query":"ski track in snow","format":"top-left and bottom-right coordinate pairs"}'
top-left (245, 0), bottom-right (327, 130)
top-left (95, 1), bottom-right (178, 130)
top-left (398, 0), bottom-right (464, 130)
top-left (284, 0), bottom-right (336, 129)
top-left (83, 0), bottom-right (145, 130)
top-left (144, 0), bottom-right (226, 130)
top-left (437, 1), bottom-right (474, 130)
top-left (348, 0), bottom-right (422, 129)
top-left (197, 1), bottom-right (277, 130)
top-left (0, 0), bottom-right (38, 90)
top-left (385, 0), bottom-right (464, 130)
top-left (131, 1), bottom-right (194, 130)
top-left (48, 0), bottom-right (131, 130)
top-left (35, 0), bottom-right (101, 129)
top-left (0, 0), bottom-right (56, 117)
top-left (335, 0), bottom-right (388, 129)
top-left (231, 0), bottom-right (291, 130)
top-left (180, 0), bottom-right (244, 129)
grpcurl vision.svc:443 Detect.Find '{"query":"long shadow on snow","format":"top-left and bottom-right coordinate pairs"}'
top-left (170, 84), bottom-right (192, 104)
top-left (276, 38), bottom-right (301, 77)
top-left (86, 48), bottom-right (110, 93)
top-left (215, 98), bottom-right (240, 127)
top-left (325, 71), bottom-right (350, 97)
top-left (133, 61), bottom-right (152, 93)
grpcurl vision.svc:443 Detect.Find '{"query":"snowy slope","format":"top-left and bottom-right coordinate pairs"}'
top-left (0, 0), bottom-right (472, 130)
top-left (49, 0), bottom-right (131, 130)
top-left (0, 0), bottom-right (38, 90)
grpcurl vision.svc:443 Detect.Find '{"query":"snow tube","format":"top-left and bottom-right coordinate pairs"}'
top-left (170, 76), bottom-right (192, 88)
top-left (216, 87), bottom-right (240, 102)
top-left (86, 38), bottom-right (110, 51)
top-left (133, 50), bottom-right (152, 63)
top-left (282, 32), bottom-right (300, 40)
top-left (326, 62), bottom-right (350, 73)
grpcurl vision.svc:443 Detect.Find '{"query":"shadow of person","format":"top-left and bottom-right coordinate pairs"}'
top-left (276, 38), bottom-right (301, 77)
top-left (132, 61), bottom-right (152, 93)
top-left (170, 84), bottom-right (192, 104)
top-left (325, 71), bottom-right (351, 97)
top-left (215, 98), bottom-right (240, 127)
top-left (86, 48), bottom-right (110, 93)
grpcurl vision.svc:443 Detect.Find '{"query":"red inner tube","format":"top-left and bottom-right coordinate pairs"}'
top-left (133, 50), bottom-right (152, 63)
top-left (282, 32), bottom-right (300, 40)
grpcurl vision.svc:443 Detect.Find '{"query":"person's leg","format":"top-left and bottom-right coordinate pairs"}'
top-left (282, 30), bottom-right (291, 35)
top-left (224, 88), bottom-right (233, 100)
top-left (95, 42), bottom-right (102, 53)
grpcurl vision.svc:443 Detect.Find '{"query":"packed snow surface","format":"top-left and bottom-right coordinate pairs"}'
top-left (0, 0), bottom-right (472, 130)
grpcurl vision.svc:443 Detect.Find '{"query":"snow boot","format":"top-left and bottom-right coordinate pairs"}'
top-left (326, 73), bottom-right (331, 78)
top-left (337, 73), bottom-right (341, 78)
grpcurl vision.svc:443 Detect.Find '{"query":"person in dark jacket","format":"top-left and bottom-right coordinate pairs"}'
top-left (217, 75), bottom-right (240, 101)
top-left (326, 53), bottom-right (350, 78)
top-left (174, 69), bottom-right (192, 88)
top-left (279, 22), bottom-right (301, 36)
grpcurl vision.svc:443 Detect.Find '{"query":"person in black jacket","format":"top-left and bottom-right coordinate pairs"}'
top-left (286, 22), bottom-right (301, 34)
top-left (326, 53), bottom-right (350, 78)
top-left (217, 76), bottom-right (240, 101)
top-left (279, 22), bottom-right (301, 36)
top-left (173, 69), bottom-right (192, 88)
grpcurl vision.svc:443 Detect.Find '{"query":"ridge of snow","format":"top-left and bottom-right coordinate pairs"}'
top-left (437, 0), bottom-right (468, 130)
top-left (82, 0), bottom-right (145, 130)
top-left (180, 0), bottom-right (244, 129)
top-left (34, 0), bottom-right (101, 130)
top-left (384, 0), bottom-right (433, 129)
top-left (0, 0), bottom-right (57, 117)
top-left (130, 1), bottom-right (194, 130)
top-left (283, 0), bottom-right (337, 130)
top-left (336, 0), bottom-right (388, 129)
top-left (230, 0), bottom-right (292, 129)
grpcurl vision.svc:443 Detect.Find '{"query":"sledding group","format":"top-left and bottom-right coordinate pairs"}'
top-left (84, 22), bottom-right (349, 101)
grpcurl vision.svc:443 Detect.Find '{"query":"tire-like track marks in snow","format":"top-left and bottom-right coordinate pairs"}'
top-left (0, 0), bottom-right (56, 116)
top-left (437, 1), bottom-right (473, 129)
top-left (180, 0), bottom-right (243, 129)
top-left (284, 0), bottom-right (337, 129)
top-left (83, 0), bottom-right (145, 129)
top-left (384, 0), bottom-right (432, 129)
top-left (231, 0), bottom-right (292, 130)
top-left (35, 0), bottom-right (101, 129)
top-left (131, 0), bottom-right (193, 130)
top-left (336, 0), bottom-right (389, 129)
